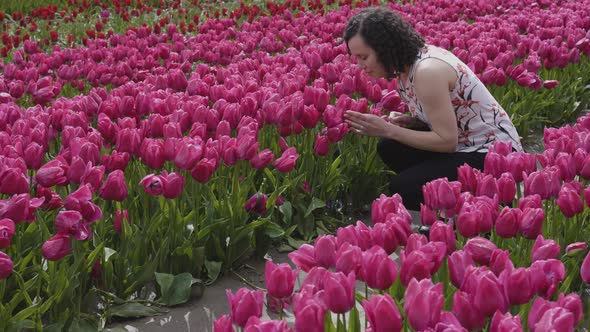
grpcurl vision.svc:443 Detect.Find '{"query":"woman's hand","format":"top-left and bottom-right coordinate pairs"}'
top-left (344, 111), bottom-right (394, 137)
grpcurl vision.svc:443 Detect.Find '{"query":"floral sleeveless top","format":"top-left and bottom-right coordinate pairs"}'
top-left (397, 45), bottom-right (523, 153)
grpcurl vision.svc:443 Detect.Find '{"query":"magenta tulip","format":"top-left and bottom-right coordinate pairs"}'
top-left (288, 244), bottom-right (317, 272)
top-left (371, 193), bottom-right (410, 224)
top-left (370, 222), bottom-right (399, 255)
top-left (226, 288), bottom-right (264, 327)
top-left (0, 251), bottom-right (13, 279)
top-left (273, 147), bottom-right (299, 173)
top-left (161, 171), bottom-right (185, 199)
top-left (400, 249), bottom-right (435, 286)
top-left (457, 163), bottom-right (480, 194)
top-left (581, 250), bottom-right (590, 284)
top-left (432, 312), bottom-right (468, 332)
top-left (362, 294), bottom-right (402, 332)
top-left (139, 174), bottom-right (166, 196)
top-left (519, 194), bottom-right (542, 209)
top-left (529, 259), bottom-right (566, 299)
top-left (489, 311), bottom-right (523, 332)
top-left (506, 152), bottom-right (536, 183)
top-left (335, 243), bottom-right (362, 276)
top-left (250, 149), bottom-right (274, 170)
top-left (36, 158), bottom-right (69, 187)
top-left (213, 314), bottom-right (235, 332)
top-left (243, 316), bottom-right (292, 332)
top-left (0, 218), bottom-right (15, 249)
top-left (557, 182), bottom-right (584, 218)
top-left (405, 233), bottom-right (428, 255)
top-left (113, 210), bottom-right (130, 234)
top-left (361, 246), bottom-right (398, 290)
top-left (294, 298), bottom-right (326, 332)
top-left (452, 290), bottom-right (486, 331)
top-left (518, 207), bottom-right (544, 239)
top-left (489, 249), bottom-right (514, 277)
top-left (495, 207), bottom-right (521, 238)
top-left (500, 267), bottom-right (533, 306)
top-left (420, 203), bottom-right (438, 226)
top-left (313, 134), bottom-right (329, 156)
top-left (464, 237), bottom-right (497, 266)
top-left (64, 184), bottom-right (102, 222)
top-left (323, 271), bottom-right (356, 313)
top-left (497, 173), bottom-right (516, 204)
top-left (448, 250), bottom-right (474, 289)
top-left (140, 138), bottom-right (165, 169)
top-left (404, 278), bottom-right (444, 330)
top-left (191, 158), bottom-right (217, 183)
top-left (244, 193), bottom-right (268, 215)
top-left (430, 221), bottom-right (456, 255)
top-left (533, 307), bottom-right (574, 332)
top-left (99, 170), bottom-right (128, 201)
top-left (565, 242), bottom-right (587, 255)
top-left (422, 178), bottom-right (461, 212)
top-left (264, 261), bottom-right (298, 299)
top-left (0, 167), bottom-right (29, 195)
top-left (313, 235), bottom-right (337, 268)
top-left (55, 210), bottom-right (90, 241)
top-left (42, 234), bottom-right (72, 261)
top-left (531, 235), bottom-right (561, 263)
top-left (174, 139), bottom-right (203, 170)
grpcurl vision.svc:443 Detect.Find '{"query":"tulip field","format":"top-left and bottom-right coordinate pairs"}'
top-left (1, 0), bottom-right (590, 330)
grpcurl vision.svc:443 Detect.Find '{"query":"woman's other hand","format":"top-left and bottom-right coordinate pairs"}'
top-left (344, 111), bottom-right (394, 137)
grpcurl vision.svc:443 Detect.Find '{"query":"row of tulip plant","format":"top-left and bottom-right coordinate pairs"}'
top-left (214, 125), bottom-right (590, 331)
top-left (0, 0), bottom-right (589, 330)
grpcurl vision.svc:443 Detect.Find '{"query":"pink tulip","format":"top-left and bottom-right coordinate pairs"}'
top-left (250, 149), bottom-right (274, 170)
top-left (420, 203), bottom-right (438, 226)
top-left (557, 293), bottom-right (583, 325)
top-left (370, 222), bottom-right (399, 255)
top-left (523, 169), bottom-right (559, 200)
top-left (64, 185), bottom-right (102, 222)
top-left (464, 237), bottom-right (497, 266)
top-left (484, 152), bottom-right (507, 178)
top-left (213, 314), bottom-right (235, 332)
top-left (497, 173), bottom-right (516, 204)
top-left (0, 218), bottom-right (15, 249)
top-left (288, 244), bottom-right (317, 272)
top-left (161, 171), bottom-right (185, 199)
top-left (506, 152), bottom-right (536, 183)
top-left (404, 278), bottom-right (443, 330)
top-left (557, 182), bottom-right (584, 218)
top-left (500, 267), bottom-right (533, 306)
top-left (422, 178), bottom-right (461, 212)
top-left (448, 250), bottom-right (474, 289)
top-left (244, 316), bottom-right (292, 332)
top-left (273, 147), bottom-right (299, 173)
top-left (400, 249), bottom-right (435, 286)
top-left (371, 193), bottom-right (411, 224)
top-left (139, 174), bottom-right (166, 196)
top-left (226, 288), bottom-right (264, 327)
top-left (362, 294), bottom-right (402, 332)
top-left (406, 233), bottom-right (428, 255)
top-left (430, 221), bottom-right (456, 255)
top-left (519, 194), bottom-right (542, 209)
top-left (0, 193), bottom-right (42, 223)
top-left (244, 193), bottom-right (268, 215)
top-left (191, 158), bottom-right (217, 183)
top-left (36, 158), bottom-right (69, 187)
top-left (361, 246), bottom-right (398, 290)
top-left (323, 271), bottom-right (356, 313)
top-left (518, 208), bottom-right (544, 239)
top-left (527, 297), bottom-right (557, 331)
top-left (565, 242), bottom-right (586, 255)
top-left (294, 298), bottom-right (326, 332)
top-left (554, 152), bottom-right (576, 182)
top-left (55, 210), bottom-right (90, 241)
top-left (115, 128), bottom-right (142, 155)
top-left (495, 207), bottom-right (521, 238)
top-left (489, 249), bottom-right (514, 277)
top-left (581, 250), bottom-right (590, 284)
top-left (313, 134), bottom-right (329, 156)
top-left (140, 138), bottom-right (165, 169)
top-left (531, 235), bottom-right (561, 263)
top-left (335, 243), bottom-right (362, 276)
top-left (456, 201), bottom-right (483, 238)
top-left (489, 311), bottom-right (523, 332)
top-left (42, 234), bottom-right (72, 261)
top-left (533, 307), bottom-right (574, 332)
top-left (529, 259), bottom-right (566, 299)
top-left (457, 163), bottom-right (480, 194)
top-left (0, 251), bottom-right (13, 279)
top-left (432, 311), bottom-right (468, 332)
top-left (67, 157), bottom-right (87, 184)
top-left (301, 267), bottom-right (329, 293)
top-left (0, 167), bottom-right (29, 195)
top-left (174, 139), bottom-right (203, 170)
top-left (99, 170), bottom-right (128, 201)
top-left (102, 150), bottom-right (130, 173)
top-left (476, 174), bottom-right (499, 200)
top-left (265, 261), bottom-right (298, 299)
top-left (114, 210), bottom-right (130, 234)
top-left (452, 290), bottom-right (486, 331)
top-left (313, 235), bottom-right (337, 268)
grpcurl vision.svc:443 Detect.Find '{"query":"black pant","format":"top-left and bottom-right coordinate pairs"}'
top-left (377, 138), bottom-right (486, 211)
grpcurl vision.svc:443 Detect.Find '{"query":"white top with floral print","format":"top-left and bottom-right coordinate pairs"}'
top-left (397, 45), bottom-right (523, 153)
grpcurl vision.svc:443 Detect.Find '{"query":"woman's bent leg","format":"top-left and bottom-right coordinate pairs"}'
top-left (376, 138), bottom-right (449, 174)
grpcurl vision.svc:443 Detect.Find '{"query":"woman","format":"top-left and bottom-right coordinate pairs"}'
top-left (343, 7), bottom-right (523, 212)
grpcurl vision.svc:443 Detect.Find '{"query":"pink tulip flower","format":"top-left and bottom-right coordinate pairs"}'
top-left (0, 218), bottom-right (15, 249)
top-left (99, 170), bottom-right (128, 201)
top-left (264, 261), bottom-right (298, 299)
top-left (323, 271), bottom-right (356, 313)
top-left (226, 288), bottom-right (264, 327)
top-left (404, 278), bottom-right (444, 330)
top-left (0, 251), bottom-right (13, 279)
top-left (362, 294), bottom-right (402, 332)
top-left (42, 234), bottom-right (72, 261)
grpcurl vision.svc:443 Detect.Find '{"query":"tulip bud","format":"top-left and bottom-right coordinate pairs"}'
top-left (99, 170), bottom-right (128, 201)
top-left (323, 271), bottom-right (356, 313)
top-left (0, 218), bottom-right (15, 249)
top-left (531, 235), bottom-right (561, 263)
top-left (404, 278), bottom-right (444, 330)
top-left (226, 288), bottom-right (264, 327)
top-left (213, 314), bottom-right (234, 332)
top-left (362, 294), bottom-right (402, 332)
top-left (361, 246), bottom-right (398, 290)
top-left (518, 208), bottom-right (544, 239)
top-left (264, 261), bottom-right (298, 299)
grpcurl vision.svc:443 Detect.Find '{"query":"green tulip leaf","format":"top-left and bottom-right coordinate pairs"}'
top-left (42, 321), bottom-right (66, 332)
top-left (205, 260), bottom-right (222, 283)
top-left (7, 319), bottom-right (35, 332)
top-left (279, 202), bottom-right (293, 224)
top-left (68, 318), bottom-right (98, 332)
top-left (264, 222), bottom-right (285, 239)
top-left (304, 197), bottom-right (326, 218)
top-left (108, 303), bottom-right (167, 318)
top-left (156, 272), bottom-right (195, 306)
top-left (348, 307), bottom-right (361, 332)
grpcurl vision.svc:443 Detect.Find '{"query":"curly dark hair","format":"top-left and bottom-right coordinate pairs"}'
top-left (343, 7), bottom-right (425, 79)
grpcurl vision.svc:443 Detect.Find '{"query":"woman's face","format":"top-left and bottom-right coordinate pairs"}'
top-left (347, 34), bottom-right (387, 79)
